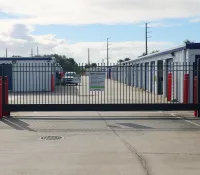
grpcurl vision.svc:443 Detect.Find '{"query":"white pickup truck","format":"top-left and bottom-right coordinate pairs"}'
top-left (61, 72), bottom-right (81, 86)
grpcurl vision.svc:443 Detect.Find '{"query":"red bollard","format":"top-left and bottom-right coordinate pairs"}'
top-left (183, 74), bottom-right (189, 104)
top-left (167, 73), bottom-right (172, 101)
top-left (194, 76), bottom-right (198, 117)
top-left (3, 76), bottom-right (10, 116)
top-left (60, 72), bottom-right (64, 78)
top-left (0, 77), bottom-right (2, 119)
top-left (51, 73), bottom-right (55, 92)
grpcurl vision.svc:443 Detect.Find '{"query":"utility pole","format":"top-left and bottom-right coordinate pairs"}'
top-left (107, 38), bottom-right (110, 66)
top-left (145, 22), bottom-right (152, 55)
top-left (88, 48), bottom-right (90, 65)
top-left (31, 48), bottom-right (33, 57)
top-left (37, 47), bottom-right (39, 56)
top-left (6, 48), bottom-right (7, 57)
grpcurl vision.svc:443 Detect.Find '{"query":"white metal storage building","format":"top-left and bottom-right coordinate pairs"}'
top-left (111, 43), bottom-right (200, 103)
top-left (0, 57), bottom-right (61, 92)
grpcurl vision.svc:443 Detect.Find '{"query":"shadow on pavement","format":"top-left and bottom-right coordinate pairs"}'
top-left (14, 116), bottom-right (182, 121)
top-left (117, 123), bottom-right (153, 129)
top-left (1, 117), bottom-right (36, 132)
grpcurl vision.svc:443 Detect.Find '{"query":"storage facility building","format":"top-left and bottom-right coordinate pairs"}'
top-left (0, 57), bottom-right (62, 92)
top-left (111, 43), bottom-right (200, 104)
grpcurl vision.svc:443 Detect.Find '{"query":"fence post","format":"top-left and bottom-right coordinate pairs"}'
top-left (3, 76), bottom-right (10, 116)
top-left (167, 73), bottom-right (172, 101)
top-left (194, 76), bottom-right (198, 117)
top-left (0, 77), bottom-right (2, 119)
top-left (198, 59), bottom-right (200, 117)
top-left (51, 73), bottom-right (55, 92)
top-left (183, 74), bottom-right (189, 104)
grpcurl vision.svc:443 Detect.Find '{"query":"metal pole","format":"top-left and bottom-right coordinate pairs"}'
top-left (6, 48), bottom-right (7, 58)
top-left (31, 48), bottom-right (33, 57)
top-left (88, 48), bottom-right (90, 65)
top-left (145, 23), bottom-right (148, 55)
top-left (107, 38), bottom-right (109, 66)
top-left (198, 59), bottom-right (200, 117)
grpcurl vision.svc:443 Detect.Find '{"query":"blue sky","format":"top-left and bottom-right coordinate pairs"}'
top-left (1, 10), bottom-right (199, 44)
top-left (32, 18), bottom-right (200, 44)
top-left (0, 0), bottom-right (200, 62)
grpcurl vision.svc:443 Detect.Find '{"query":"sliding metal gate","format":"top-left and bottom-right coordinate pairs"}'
top-left (0, 62), bottom-right (200, 114)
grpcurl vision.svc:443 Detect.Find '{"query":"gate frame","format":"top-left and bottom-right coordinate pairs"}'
top-left (0, 62), bottom-right (200, 117)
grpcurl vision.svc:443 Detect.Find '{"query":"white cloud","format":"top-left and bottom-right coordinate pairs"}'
top-left (148, 22), bottom-right (182, 28)
top-left (190, 18), bottom-right (200, 23)
top-left (10, 24), bottom-right (34, 41)
top-left (0, 0), bottom-right (200, 25)
top-left (0, 24), bottom-right (173, 63)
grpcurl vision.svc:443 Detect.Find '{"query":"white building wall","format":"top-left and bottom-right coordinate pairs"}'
top-left (142, 63), bottom-right (145, 89)
top-left (122, 46), bottom-right (200, 104)
top-left (188, 49), bottom-right (200, 103)
top-left (0, 59), bottom-right (56, 92)
top-left (173, 50), bottom-right (185, 102)
top-left (130, 64), bottom-right (134, 86)
top-left (12, 61), bottom-right (53, 92)
top-left (138, 64), bottom-right (141, 88)
top-left (163, 60), bottom-right (167, 97)
top-left (148, 62), bottom-right (151, 92)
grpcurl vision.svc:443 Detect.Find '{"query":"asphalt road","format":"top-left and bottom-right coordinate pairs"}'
top-left (0, 111), bottom-right (200, 175)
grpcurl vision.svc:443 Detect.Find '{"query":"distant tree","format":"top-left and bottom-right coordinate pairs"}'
top-left (138, 52), bottom-right (147, 58)
top-left (43, 54), bottom-right (84, 74)
top-left (124, 58), bottom-right (131, 61)
top-left (150, 50), bottom-right (159, 54)
top-left (84, 63), bottom-right (97, 68)
top-left (184, 40), bottom-right (195, 44)
top-left (91, 63), bottom-right (97, 67)
top-left (12, 55), bottom-right (22, 57)
top-left (85, 64), bottom-right (90, 68)
top-left (117, 59), bottom-right (124, 63)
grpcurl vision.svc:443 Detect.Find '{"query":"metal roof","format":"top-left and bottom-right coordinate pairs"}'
top-left (122, 43), bottom-right (200, 64)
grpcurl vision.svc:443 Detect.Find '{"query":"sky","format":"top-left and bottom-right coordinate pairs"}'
top-left (0, 0), bottom-right (200, 63)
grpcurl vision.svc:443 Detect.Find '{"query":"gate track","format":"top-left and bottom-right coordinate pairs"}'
top-left (97, 112), bottom-right (153, 175)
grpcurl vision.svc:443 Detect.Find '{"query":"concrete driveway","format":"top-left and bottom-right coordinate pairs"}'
top-left (8, 77), bottom-right (168, 104)
top-left (0, 111), bottom-right (200, 175)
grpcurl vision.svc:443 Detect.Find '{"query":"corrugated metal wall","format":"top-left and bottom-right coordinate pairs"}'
top-left (0, 59), bottom-right (57, 92)
top-left (151, 61), bottom-right (155, 93)
top-left (145, 63), bottom-right (149, 91)
top-left (111, 47), bottom-right (200, 104)
top-left (12, 62), bottom-right (52, 92)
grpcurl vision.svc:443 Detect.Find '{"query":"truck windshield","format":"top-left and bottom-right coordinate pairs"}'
top-left (65, 72), bottom-right (76, 76)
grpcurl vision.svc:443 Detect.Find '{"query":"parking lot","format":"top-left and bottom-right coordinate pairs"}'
top-left (0, 111), bottom-right (200, 175)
